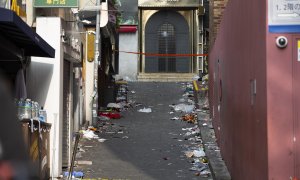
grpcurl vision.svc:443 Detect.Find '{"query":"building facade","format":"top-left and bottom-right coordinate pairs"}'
top-left (26, 13), bottom-right (84, 177)
top-left (117, 0), bottom-right (139, 81)
top-left (209, 0), bottom-right (228, 47)
top-left (138, 0), bottom-right (204, 81)
top-left (1, 0), bottom-right (119, 178)
top-left (210, 0), bottom-right (300, 179)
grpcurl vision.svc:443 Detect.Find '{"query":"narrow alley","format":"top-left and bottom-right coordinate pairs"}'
top-left (74, 82), bottom-right (214, 180)
top-left (4, 0), bottom-right (300, 179)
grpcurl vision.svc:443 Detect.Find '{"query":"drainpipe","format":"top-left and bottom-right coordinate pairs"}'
top-left (92, 0), bottom-right (101, 126)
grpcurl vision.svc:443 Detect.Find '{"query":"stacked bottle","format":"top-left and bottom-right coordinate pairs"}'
top-left (17, 98), bottom-right (25, 120)
top-left (24, 99), bottom-right (32, 119)
top-left (39, 107), bottom-right (47, 122)
top-left (16, 99), bottom-right (47, 122)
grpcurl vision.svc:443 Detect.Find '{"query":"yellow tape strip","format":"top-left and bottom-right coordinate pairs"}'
top-left (193, 80), bottom-right (199, 92)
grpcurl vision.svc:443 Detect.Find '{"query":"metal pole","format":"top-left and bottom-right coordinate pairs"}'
top-left (92, 0), bottom-right (101, 126)
top-left (67, 133), bottom-right (80, 180)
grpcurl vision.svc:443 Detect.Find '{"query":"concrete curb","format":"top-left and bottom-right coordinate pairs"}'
top-left (193, 80), bottom-right (231, 180)
top-left (197, 117), bottom-right (231, 180)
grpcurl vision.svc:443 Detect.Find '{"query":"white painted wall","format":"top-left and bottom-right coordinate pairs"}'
top-left (85, 56), bottom-right (95, 124)
top-left (27, 18), bottom-right (63, 178)
top-left (118, 32), bottom-right (138, 81)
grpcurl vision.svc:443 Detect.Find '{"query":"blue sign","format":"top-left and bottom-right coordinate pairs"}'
top-left (268, 0), bottom-right (300, 33)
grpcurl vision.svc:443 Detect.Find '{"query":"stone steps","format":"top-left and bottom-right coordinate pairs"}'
top-left (138, 73), bottom-right (197, 82)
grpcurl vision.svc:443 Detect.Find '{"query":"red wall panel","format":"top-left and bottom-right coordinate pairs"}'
top-left (209, 0), bottom-right (268, 179)
top-left (266, 33), bottom-right (295, 179)
top-left (210, 0), bottom-right (300, 178)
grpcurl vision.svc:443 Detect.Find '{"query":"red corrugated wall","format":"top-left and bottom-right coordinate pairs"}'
top-left (210, 0), bottom-right (300, 178)
top-left (266, 33), bottom-right (298, 179)
top-left (209, 0), bottom-right (268, 179)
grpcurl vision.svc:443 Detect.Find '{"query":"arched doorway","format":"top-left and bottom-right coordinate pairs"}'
top-left (145, 10), bottom-right (190, 73)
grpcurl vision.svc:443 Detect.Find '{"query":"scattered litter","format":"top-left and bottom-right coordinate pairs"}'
top-left (185, 149), bottom-right (206, 158)
top-left (182, 128), bottom-right (191, 131)
top-left (124, 76), bottom-right (133, 82)
top-left (122, 136), bottom-right (129, 139)
top-left (193, 149), bottom-right (206, 158)
top-left (99, 112), bottom-right (121, 119)
top-left (138, 108), bottom-right (152, 113)
top-left (135, 103), bottom-right (143, 107)
top-left (116, 96), bottom-right (127, 102)
top-left (187, 99), bottom-right (195, 104)
top-left (82, 130), bottom-right (99, 139)
top-left (77, 161), bottom-right (93, 165)
top-left (98, 115), bottom-right (110, 121)
top-left (174, 104), bottom-right (195, 113)
top-left (78, 147), bottom-right (85, 152)
top-left (182, 114), bottom-right (197, 124)
top-left (107, 103), bottom-right (122, 109)
top-left (185, 151), bottom-right (194, 158)
top-left (192, 75), bottom-right (200, 81)
top-left (200, 170), bottom-right (211, 176)
top-left (131, 91), bottom-right (136, 94)
top-left (168, 82), bottom-right (213, 177)
top-left (200, 157), bottom-right (209, 164)
top-left (184, 129), bottom-right (200, 137)
top-left (189, 165), bottom-right (207, 172)
top-left (88, 126), bottom-right (97, 131)
top-left (179, 98), bottom-right (186, 103)
top-left (98, 138), bottom-right (107, 143)
top-left (63, 171), bottom-right (84, 178)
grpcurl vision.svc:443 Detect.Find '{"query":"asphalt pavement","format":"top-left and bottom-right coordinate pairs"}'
top-left (75, 82), bottom-right (213, 180)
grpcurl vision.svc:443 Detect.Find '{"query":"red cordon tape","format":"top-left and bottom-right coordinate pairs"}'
top-left (115, 50), bottom-right (208, 57)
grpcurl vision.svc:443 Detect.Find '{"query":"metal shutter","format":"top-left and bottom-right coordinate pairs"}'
top-left (62, 60), bottom-right (71, 168)
top-left (145, 10), bottom-right (190, 73)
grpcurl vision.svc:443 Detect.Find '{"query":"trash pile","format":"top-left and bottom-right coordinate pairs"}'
top-left (198, 74), bottom-right (209, 109)
top-left (182, 126), bottom-right (211, 177)
top-left (80, 126), bottom-right (108, 143)
top-left (98, 83), bottom-right (133, 121)
top-left (169, 82), bottom-right (212, 178)
top-left (169, 83), bottom-right (197, 124)
top-left (138, 107), bottom-right (152, 113)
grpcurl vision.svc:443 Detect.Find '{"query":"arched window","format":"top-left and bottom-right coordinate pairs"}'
top-left (145, 10), bottom-right (190, 73)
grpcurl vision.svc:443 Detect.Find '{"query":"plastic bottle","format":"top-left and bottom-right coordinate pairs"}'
top-left (35, 102), bottom-right (40, 119)
top-left (63, 171), bottom-right (84, 178)
top-left (31, 101), bottom-right (36, 119)
top-left (24, 99), bottom-right (32, 119)
top-left (39, 107), bottom-right (47, 122)
top-left (17, 98), bottom-right (25, 120)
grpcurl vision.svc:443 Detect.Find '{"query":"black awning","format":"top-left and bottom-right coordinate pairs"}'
top-left (0, 8), bottom-right (55, 58)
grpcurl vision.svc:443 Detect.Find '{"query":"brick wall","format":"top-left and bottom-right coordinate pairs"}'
top-left (209, 0), bottom-right (229, 47)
